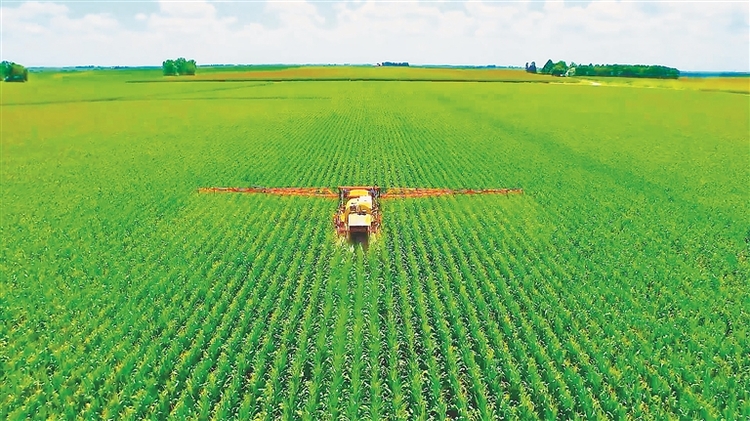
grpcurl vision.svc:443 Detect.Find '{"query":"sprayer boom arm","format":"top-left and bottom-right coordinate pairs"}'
top-left (198, 186), bottom-right (523, 198)
top-left (198, 186), bottom-right (337, 197)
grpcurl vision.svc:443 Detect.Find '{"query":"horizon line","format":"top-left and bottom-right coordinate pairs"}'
top-left (20, 64), bottom-right (750, 74)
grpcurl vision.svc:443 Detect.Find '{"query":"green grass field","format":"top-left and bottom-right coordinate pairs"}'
top-left (2, 68), bottom-right (749, 420)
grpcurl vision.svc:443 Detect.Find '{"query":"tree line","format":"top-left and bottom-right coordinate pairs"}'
top-left (162, 58), bottom-right (197, 76)
top-left (1, 61), bottom-right (28, 82)
top-left (526, 59), bottom-right (680, 79)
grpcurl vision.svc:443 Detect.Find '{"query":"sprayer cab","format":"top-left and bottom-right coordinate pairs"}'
top-left (334, 186), bottom-right (381, 236)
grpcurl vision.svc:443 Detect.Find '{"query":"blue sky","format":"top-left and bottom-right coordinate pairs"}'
top-left (2, 0), bottom-right (748, 71)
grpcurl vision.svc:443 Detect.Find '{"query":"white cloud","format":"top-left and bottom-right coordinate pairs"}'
top-left (0, 0), bottom-right (748, 70)
top-left (50, 13), bottom-right (119, 32)
top-left (266, 1), bottom-right (326, 25)
top-left (158, 0), bottom-right (216, 18)
top-left (1, 1), bottom-right (117, 38)
top-left (5, 1), bottom-right (68, 20)
top-left (22, 23), bottom-right (47, 35)
top-left (144, 0), bottom-right (236, 35)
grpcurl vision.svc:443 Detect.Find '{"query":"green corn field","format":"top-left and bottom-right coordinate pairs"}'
top-left (1, 69), bottom-right (748, 420)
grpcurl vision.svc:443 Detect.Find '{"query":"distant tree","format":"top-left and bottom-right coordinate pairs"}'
top-left (163, 59), bottom-right (177, 76)
top-left (550, 60), bottom-right (568, 76)
top-left (540, 59), bottom-right (554, 74)
top-left (570, 63), bottom-right (678, 79)
top-left (163, 58), bottom-right (197, 76)
top-left (0, 61), bottom-right (11, 78)
top-left (175, 57), bottom-right (187, 74)
top-left (526, 61), bottom-right (537, 73)
top-left (1, 61), bottom-right (28, 82)
top-left (575, 64), bottom-right (595, 76)
top-left (182, 59), bottom-right (197, 75)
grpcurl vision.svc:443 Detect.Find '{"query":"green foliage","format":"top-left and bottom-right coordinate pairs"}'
top-left (1, 72), bottom-right (748, 419)
top-left (1, 61), bottom-right (28, 82)
top-left (540, 59), bottom-right (555, 74)
top-left (162, 59), bottom-right (176, 76)
top-left (183, 60), bottom-right (197, 76)
top-left (0, 60), bottom-right (11, 77)
top-left (536, 59), bottom-right (680, 79)
top-left (162, 57), bottom-right (197, 76)
top-left (551, 61), bottom-right (568, 76)
top-left (574, 63), bottom-right (680, 79)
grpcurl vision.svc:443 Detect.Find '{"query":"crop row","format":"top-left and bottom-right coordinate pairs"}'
top-left (3, 80), bottom-right (747, 419)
